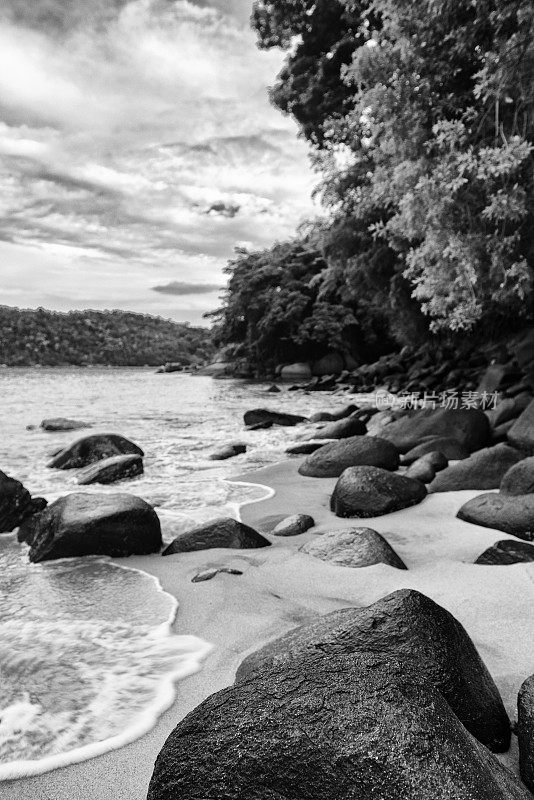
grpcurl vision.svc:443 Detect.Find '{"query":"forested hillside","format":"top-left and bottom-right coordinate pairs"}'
top-left (212, 0), bottom-right (534, 372)
top-left (0, 306), bottom-right (214, 367)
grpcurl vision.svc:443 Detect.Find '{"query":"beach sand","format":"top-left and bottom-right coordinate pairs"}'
top-left (4, 458), bottom-right (534, 798)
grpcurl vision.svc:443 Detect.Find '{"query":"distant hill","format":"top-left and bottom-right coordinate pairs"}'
top-left (0, 306), bottom-right (214, 367)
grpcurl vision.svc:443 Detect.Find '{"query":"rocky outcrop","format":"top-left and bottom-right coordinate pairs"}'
top-left (379, 407), bottom-right (491, 454)
top-left (18, 493), bottom-right (162, 562)
top-left (401, 436), bottom-right (470, 464)
top-left (162, 517), bottom-right (270, 555)
top-left (243, 409), bottom-right (307, 427)
top-left (507, 399), bottom-right (534, 452)
top-left (475, 539), bottom-right (534, 565)
top-left (311, 412), bottom-right (366, 440)
top-left (331, 465), bottom-right (427, 518)
top-left (457, 493), bottom-right (534, 540)
top-left (76, 454), bottom-right (144, 485)
top-left (301, 528), bottom-right (406, 569)
top-left (500, 456), bottom-right (534, 495)
top-left (299, 435), bottom-right (400, 478)
top-left (428, 444), bottom-right (523, 492)
top-left (209, 443), bottom-right (246, 461)
top-left (40, 417), bottom-right (92, 431)
top-left (47, 433), bottom-right (144, 470)
top-left (518, 675), bottom-right (534, 793)
top-left (273, 514), bottom-right (315, 536)
top-left (0, 470), bottom-right (39, 533)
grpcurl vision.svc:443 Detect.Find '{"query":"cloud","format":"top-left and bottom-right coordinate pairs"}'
top-left (152, 280), bottom-right (221, 295)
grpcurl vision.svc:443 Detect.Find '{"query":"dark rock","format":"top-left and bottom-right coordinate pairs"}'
top-left (507, 399), bottom-right (534, 453)
top-left (299, 435), bottom-right (400, 478)
top-left (404, 453), bottom-right (440, 483)
top-left (301, 528), bottom-right (406, 568)
top-left (519, 675), bottom-right (534, 792)
top-left (485, 398), bottom-right (519, 428)
top-left (428, 444), bottom-right (523, 492)
top-left (331, 465), bottom-right (427, 518)
top-left (476, 364), bottom-right (507, 395)
top-left (379, 407), bottom-right (491, 453)
top-left (162, 517), bottom-right (270, 555)
top-left (280, 363), bottom-right (312, 381)
top-left (273, 514), bottom-right (315, 536)
top-left (18, 493), bottom-right (162, 562)
top-left (40, 417), bottom-right (92, 432)
top-left (0, 470), bottom-right (35, 533)
top-left (286, 441), bottom-right (326, 455)
top-left (266, 384), bottom-right (281, 393)
top-left (475, 539), bottom-right (534, 565)
top-left (243, 409), bottom-right (307, 427)
top-left (492, 419), bottom-right (516, 443)
top-left (236, 589), bottom-right (510, 754)
top-left (401, 436), bottom-right (470, 464)
top-left (311, 412), bottom-right (366, 440)
top-left (191, 567), bottom-right (243, 583)
top-left (47, 433), bottom-right (144, 470)
top-left (309, 404), bottom-right (357, 423)
top-left (76, 454), bottom-right (144, 485)
top-left (500, 457), bottom-right (534, 495)
top-left (457, 493), bottom-right (534, 540)
top-left (311, 352), bottom-right (345, 376)
top-left (246, 421), bottom-right (273, 430)
top-left (208, 443), bottom-right (246, 461)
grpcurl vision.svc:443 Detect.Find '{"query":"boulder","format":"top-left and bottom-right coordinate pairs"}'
top-left (236, 589), bottom-right (510, 753)
top-left (299, 435), bottom-right (400, 478)
top-left (301, 528), bottom-right (406, 569)
top-left (311, 412), bottom-right (366, 440)
top-left (209, 443), bottom-right (246, 461)
top-left (280, 363), bottom-right (312, 381)
top-left (500, 456), bottom-right (534, 495)
top-left (197, 361), bottom-right (235, 377)
top-left (519, 675), bottom-right (534, 792)
top-left (457, 493), bottom-right (534, 540)
top-left (76, 454), bottom-right (144, 485)
top-left (492, 419), bottom-right (516, 443)
top-left (404, 454), bottom-right (438, 483)
top-left (273, 514), bottom-right (315, 536)
top-left (40, 417), bottom-right (91, 432)
top-left (486, 398), bottom-right (520, 428)
top-left (243, 409), bottom-right (307, 427)
top-left (475, 539), bottom-right (534, 565)
top-left (266, 384), bottom-right (281, 393)
top-left (311, 352), bottom-right (344, 376)
top-left (309, 404), bottom-right (357, 423)
top-left (0, 470), bottom-right (35, 532)
top-left (428, 444), bottom-right (523, 492)
top-left (331, 465), bottom-right (427, 518)
top-left (379, 407), bottom-right (491, 453)
top-left (18, 493), bottom-right (162, 562)
top-left (286, 441), bottom-right (326, 455)
top-left (246, 421), bottom-right (273, 431)
top-left (401, 436), bottom-right (470, 464)
top-left (47, 433), bottom-right (144, 470)
top-left (162, 517), bottom-right (270, 555)
top-left (476, 364), bottom-right (507, 395)
top-left (507, 399), bottom-right (534, 452)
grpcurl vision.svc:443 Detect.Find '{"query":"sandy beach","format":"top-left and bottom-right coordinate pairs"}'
top-left (4, 457), bottom-right (534, 799)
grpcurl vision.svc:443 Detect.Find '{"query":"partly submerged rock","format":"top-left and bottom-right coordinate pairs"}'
top-left (18, 492), bottom-right (162, 562)
top-left (428, 444), bottom-right (523, 492)
top-left (47, 433), bottom-right (144, 470)
top-left (0, 470), bottom-right (36, 533)
top-left (311, 412), bottom-right (366, 440)
top-left (299, 435), bottom-right (400, 478)
top-left (309, 404), bottom-right (357, 423)
top-left (301, 528), bottom-right (406, 569)
top-left (76, 453), bottom-right (144, 485)
top-left (243, 409), bottom-right (307, 427)
top-left (401, 436), bottom-right (470, 464)
top-left (457, 493), bottom-right (534, 540)
top-left (500, 456), bottom-right (534, 495)
top-left (209, 443), bottom-right (247, 461)
top-left (40, 417), bottom-right (92, 432)
top-left (273, 514), bottom-right (315, 537)
top-left (518, 675), bottom-right (534, 792)
top-left (379, 407), bottom-right (490, 453)
top-left (475, 539), bottom-right (534, 565)
top-left (331, 465), bottom-right (427, 518)
top-left (286, 441), bottom-right (326, 455)
top-left (162, 517), bottom-right (270, 555)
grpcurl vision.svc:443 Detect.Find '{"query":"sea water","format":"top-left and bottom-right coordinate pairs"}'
top-left (0, 368), bottom-right (343, 777)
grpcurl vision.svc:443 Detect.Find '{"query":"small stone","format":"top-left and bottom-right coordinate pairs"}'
top-left (273, 514), bottom-right (315, 536)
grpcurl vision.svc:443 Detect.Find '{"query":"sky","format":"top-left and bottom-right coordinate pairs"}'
top-left (0, 0), bottom-right (318, 325)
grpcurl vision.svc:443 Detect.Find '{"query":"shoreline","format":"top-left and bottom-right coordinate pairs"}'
top-left (4, 458), bottom-right (534, 797)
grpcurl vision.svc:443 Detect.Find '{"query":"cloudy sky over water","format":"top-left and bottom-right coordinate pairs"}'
top-left (0, 0), bottom-right (317, 324)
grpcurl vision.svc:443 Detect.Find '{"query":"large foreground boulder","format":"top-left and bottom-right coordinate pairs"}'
top-left (475, 539), bottom-right (534, 565)
top-left (428, 444), bottom-right (523, 492)
top-left (243, 409), bottom-right (307, 427)
top-left (0, 470), bottom-right (37, 532)
top-left (301, 528), bottom-right (406, 569)
top-left (379, 407), bottom-right (490, 453)
top-left (457, 493), bottom-right (534, 540)
top-left (331, 465), bottom-right (427, 518)
top-left (76, 454), bottom-right (144, 485)
top-left (518, 675), bottom-right (534, 792)
top-left (507, 399), bottom-right (534, 452)
top-left (47, 433), bottom-right (144, 469)
top-left (500, 456), bottom-right (534, 495)
top-left (40, 417), bottom-right (91, 432)
top-left (162, 517), bottom-right (270, 555)
top-left (18, 493), bottom-right (161, 562)
top-left (299, 435), bottom-right (400, 478)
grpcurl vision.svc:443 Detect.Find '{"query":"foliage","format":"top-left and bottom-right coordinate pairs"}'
top-left (0, 306), bottom-right (214, 367)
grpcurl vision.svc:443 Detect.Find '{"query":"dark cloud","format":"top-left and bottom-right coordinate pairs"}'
top-left (1, 0), bottom-right (130, 34)
top-left (151, 280), bottom-right (222, 296)
top-left (206, 201), bottom-right (240, 218)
